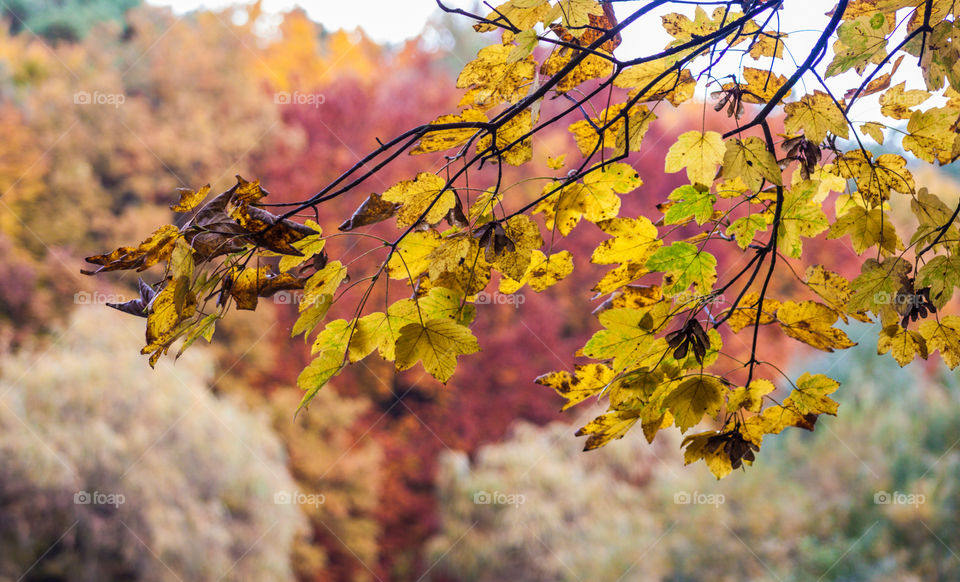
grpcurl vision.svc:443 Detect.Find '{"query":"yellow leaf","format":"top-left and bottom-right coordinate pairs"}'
top-left (170, 184), bottom-right (211, 212)
top-left (394, 318), bottom-right (480, 383)
top-left (664, 130), bottom-right (725, 186)
top-left (827, 206), bottom-right (902, 255)
top-left (783, 372), bottom-right (840, 416)
top-left (590, 216), bottom-right (661, 266)
top-left (499, 250), bottom-right (574, 293)
top-left (297, 319), bottom-right (351, 411)
top-left (784, 91), bottom-right (849, 143)
top-left (142, 276), bottom-right (197, 367)
top-left (614, 55), bottom-right (696, 106)
top-left (879, 82), bottom-right (930, 120)
top-left (576, 409), bottom-right (641, 450)
top-left (567, 103), bottom-right (656, 156)
top-left (457, 43), bottom-right (535, 109)
top-left (721, 67), bottom-right (788, 104)
top-left (382, 173), bottom-right (455, 227)
top-left (388, 230), bottom-right (442, 282)
top-left (662, 375), bottom-right (725, 432)
top-left (477, 108), bottom-right (534, 166)
top-left (724, 292), bottom-right (780, 333)
top-left (919, 316), bottom-right (960, 369)
top-left (728, 379), bottom-right (775, 413)
top-left (902, 106), bottom-right (960, 165)
top-left (535, 364), bottom-right (616, 410)
top-left (411, 109), bottom-right (489, 155)
top-left (540, 48), bottom-right (614, 94)
top-left (83, 225), bottom-right (181, 274)
top-left (878, 323), bottom-right (928, 366)
top-left (776, 300), bottom-right (857, 352)
top-left (721, 136), bottom-right (782, 192)
top-left (547, 154), bottom-right (566, 170)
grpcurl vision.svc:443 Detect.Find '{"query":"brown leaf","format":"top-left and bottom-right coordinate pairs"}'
top-left (338, 193), bottom-right (399, 231)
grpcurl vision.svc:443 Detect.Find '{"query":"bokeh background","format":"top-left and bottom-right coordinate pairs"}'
top-left (3, 1), bottom-right (960, 580)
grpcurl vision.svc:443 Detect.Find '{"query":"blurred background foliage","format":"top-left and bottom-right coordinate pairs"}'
top-left (1, 0), bottom-right (960, 580)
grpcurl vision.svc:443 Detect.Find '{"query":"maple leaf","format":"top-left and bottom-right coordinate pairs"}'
top-left (721, 137), bottom-right (782, 192)
top-left (83, 225), bottom-right (181, 274)
top-left (879, 82), bottom-right (930, 120)
top-left (878, 323), bottom-right (928, 366)
top-left (582, 305), bottom-right (672, 371)
top-left (776, 300), bottom-right (857, 352)
top-left (727, 214), bottom-right (768, 249)
top-left (614, 55), bottom-right (696, 106)
top-left (777, 180), bottom-right (829, 259)
top-left (394, 318), bottom-right (480, 383)
top-left (724, 292), bottom-right (780, 333)
top-left (477, 108), bottom-right (534, 166)
top-left (663, 185), bottom-right (716, 226)
top-left (591, 216), bottom-right (661, 266)
top-left (170, 184), bottom-right (211, 212)
top-left (297, 319), bottom-right (352, 411)
top-left (576, 409), bottom-right (641, 450)
top-left (645, 242), bottom-right (717, 296)
top-left (662, 375), bottom-right (725, 432)
top-left (783, 372), bottom-right (840, 416)
top-left (902, 106), bottom-right (960, 164)
top-left (382, 173), bottom-right (454, 228)
top-left (828, 206), bottom-right (902, 255)
top-left (457, 43), bottom-right (535, 108)
top-left (535, 364), bottom-right (616, 411)
top-left (917, 254), bottom-right (960, 309)
top-left (142, 275), bottom-right (197, 367)
top-left (784, 91), bottom-right (849, 143)
top-left (919, 316), bottom-right (960, 369)
top-left (499, 250), bottom-right (574, 293)
top-left (728, 379), bottom-right (775, 413)
top-left (664, 130), bottom-right (725, 186)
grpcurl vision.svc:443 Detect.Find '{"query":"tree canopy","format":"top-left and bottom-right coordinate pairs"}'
top-left (84, 0), bottom-right (960, 478)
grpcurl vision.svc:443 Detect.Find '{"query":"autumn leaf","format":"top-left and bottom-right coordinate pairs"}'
top-left (664, 130), bottom-right (725, 186)
top-left (783, 372), bottom-right (840, 416)
top-left (297, 319), bottom-right (351, 411)
top-left (784, 91), bottom-right (849, 143)
top-left (394, 318), bottom-right (480, 382)
top-left (576, 409), bottom-right (641, 450)
top-left (83, 225), bottom-right (180, 274)
top-left (645, 242), bottom-right (717, 296)
top-left (170, 184), bottom-right (211, 212)
top-left (382, 173), bottom-right (454, 227)
top-left (662, 375), bottom-right (725, 432)
top-left (535, 364), bottom-right (616, 411)
top-left (728, 379), bottom-right (775, 413)
top-left (722, 137), bottom-right (782, 192)
top-left (500, 250), bottom-right (574, 293)
top-left (878, 324), bottom-right (928, 366)
top-left (827, 206), bottom-right (902, 255)
top-left (663, 185), bottom-right (716, 226)
top-left (919, 316), bottom-right (960, 369)
top-left (776, 300), bottom-right (857, 352)
top-left (338, 193), bottom-right (399, 231)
